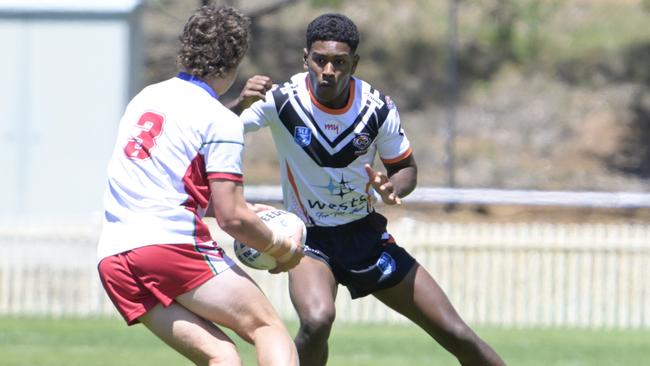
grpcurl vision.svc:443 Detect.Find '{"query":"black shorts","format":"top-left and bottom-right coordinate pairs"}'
top-left (305, 212), bottom-right (416, 299)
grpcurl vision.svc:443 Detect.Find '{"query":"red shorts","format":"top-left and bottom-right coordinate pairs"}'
top-left (98, 242), bottom-right (234, 325)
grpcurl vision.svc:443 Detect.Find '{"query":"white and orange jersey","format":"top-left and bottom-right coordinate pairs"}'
top-left (97, 73), bottom-right (244, 260)
top-left (241, 72), bottom-right (412, 227)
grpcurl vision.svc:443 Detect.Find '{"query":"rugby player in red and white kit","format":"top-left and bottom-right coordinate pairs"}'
top-left (233, 13), bottom-right (506, 366)
top-left (97, 6), bottom-right (302, 366)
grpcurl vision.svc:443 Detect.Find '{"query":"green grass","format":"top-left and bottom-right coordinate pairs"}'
top-left (1, 317), bottom-right (649, 365)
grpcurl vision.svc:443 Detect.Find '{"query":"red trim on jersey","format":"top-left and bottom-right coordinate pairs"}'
top-left (207, 172), bottom-right (243, 182)
top-left (181, 154), bottom-right (212, 243)
top-left (306, 75), bottom-right (355, 115)
top-left (285, 161), bottom-right (311, 223)
top-left (381, 147), bottom-right (413, 165)
top-left (183, 154), bottom-right (210, 209)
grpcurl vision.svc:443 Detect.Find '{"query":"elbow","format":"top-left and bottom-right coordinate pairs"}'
top-left (402, 170), bottom-right (418, 198)
top-left (218, 218), bottom-right (243, 233)
top-left (410, 164), bottom-right (418, 187)
top-left (215, 212), bottom-right (246, 235)
top-left (218, 218), bottom-right (249, 238)
top-left (402, 179), bottom-right (417, 198)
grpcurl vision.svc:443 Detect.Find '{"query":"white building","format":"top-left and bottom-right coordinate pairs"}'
top-left (0, 0), bottom-right (142, 219)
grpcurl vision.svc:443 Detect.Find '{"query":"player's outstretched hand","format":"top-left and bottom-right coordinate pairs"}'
top-left (364, 164), bottom-right (401, 205)
top-left (235, 75), bottom-right (273, 110)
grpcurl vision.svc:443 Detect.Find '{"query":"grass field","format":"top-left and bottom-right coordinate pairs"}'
top-left (1, 317), bottom-right (649, 365)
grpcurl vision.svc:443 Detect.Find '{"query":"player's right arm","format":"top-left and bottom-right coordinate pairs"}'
top-left (226, 75), bottom-right (273, 115)
top-left (238, 83), bottom-right (281, 134)
top-left (209, 179), bottom-right (304, 271)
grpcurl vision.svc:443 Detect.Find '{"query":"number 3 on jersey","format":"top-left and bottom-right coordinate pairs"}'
top-left (124, 111), bottom-right (165, 160)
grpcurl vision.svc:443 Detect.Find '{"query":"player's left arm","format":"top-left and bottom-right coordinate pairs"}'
top-left (385, 152), bottom-right (417, 198)
top-left (364, 153), bottom-right (417, 205)
top-left (368, 97), bottom-right (418, 204)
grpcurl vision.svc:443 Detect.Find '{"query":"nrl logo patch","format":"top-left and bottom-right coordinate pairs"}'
top-left (294, 126), bottom-right (312, 147)
top-left (352, 133), bottom-right (372, 155)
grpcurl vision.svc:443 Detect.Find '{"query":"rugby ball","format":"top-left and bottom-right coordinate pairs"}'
top-left (233, 209), bottom-right (307, 270)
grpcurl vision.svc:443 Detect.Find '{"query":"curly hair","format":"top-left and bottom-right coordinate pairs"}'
top-left (305, 13), bottom-right (359, 52)
top-left (176, 6), bottom-right (250, 78)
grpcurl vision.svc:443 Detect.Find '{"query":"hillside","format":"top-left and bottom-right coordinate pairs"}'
top-left (139, 0), bottom-right (650, 196)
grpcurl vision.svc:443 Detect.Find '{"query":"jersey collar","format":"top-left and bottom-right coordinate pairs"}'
top-left (176, 72), bottom-right (219, 100)
top-left (305, 75), bottom-right (355, 115)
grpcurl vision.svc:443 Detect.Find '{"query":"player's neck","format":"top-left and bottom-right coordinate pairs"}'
top-left (202, 75), bottom-right (227, 97)
top-left (202, 67), bottom-right (238, 97)
top-left (308, 77), bottom-right (355, 114)
top-left (322, 87), bottom-right (350, 110)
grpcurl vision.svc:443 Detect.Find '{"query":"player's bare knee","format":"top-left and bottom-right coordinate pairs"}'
top-left (299, 307), bottom-right (335, 335)
top-left (234, 307), bottom-right (284, 341)
top-left (241, 317), bottom-right (291, 346)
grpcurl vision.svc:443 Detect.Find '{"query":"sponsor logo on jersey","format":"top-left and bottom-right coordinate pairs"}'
top-left (307, 175), bottom-right (370, 218)
top-left (323, 121), bottom-right (341, 135)
top-left (273, 81), bottom-right (392, 168)
top-left (294, 126), bottom-right (312, 147)
top-left (307, 195), bottom-right (369, 218)
top-left (315, 175), bottom-right (355, 199)
top-left (352, 133), bottom-right (372, 154)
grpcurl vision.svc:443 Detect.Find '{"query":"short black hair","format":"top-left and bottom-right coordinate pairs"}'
top-left (305, 13), bottom-right (359, 52)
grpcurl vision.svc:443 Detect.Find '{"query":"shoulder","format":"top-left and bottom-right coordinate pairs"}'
top-left (274, 72), bottom-right (307, 96)
top-left (215, 103), bottom-right (243, 127)
top-left (289, 72), bottom-right (308, 86)
top-left (131, 77), bottom-right (177, 101)
top-left (189, 96), bottom-right (243, 135)
top-left (357, 78), bottom-right (396, 110)
top-left (204, 105), bottom-right (244, 143)
top-left (355, 78), bottom-right (397, 125)
top-left (264, 72), bottom-right (308, 109)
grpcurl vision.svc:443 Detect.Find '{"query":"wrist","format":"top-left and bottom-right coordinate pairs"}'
top-left (263, 231), bottom-right (292, 259)
top-left (226, 96), bottom-right (244, 114)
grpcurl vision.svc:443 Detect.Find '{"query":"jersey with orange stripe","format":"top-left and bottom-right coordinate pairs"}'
top-left (241, 72), bottom-right (412, 227)
top-left (98, 73), bottom-right (245, 260)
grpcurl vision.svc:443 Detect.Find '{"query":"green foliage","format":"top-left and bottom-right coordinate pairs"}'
top-left (474, 0), bottom-right (563, 64)
top-left (310, 0), bottom-right (345, 7)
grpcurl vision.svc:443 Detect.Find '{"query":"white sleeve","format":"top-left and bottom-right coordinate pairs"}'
top-left (240, 90), bottom-right (277, 134)
top-left (375, 104), bottom-right (412, 164)
top-left (203, 110), bottom-right (245, 180)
